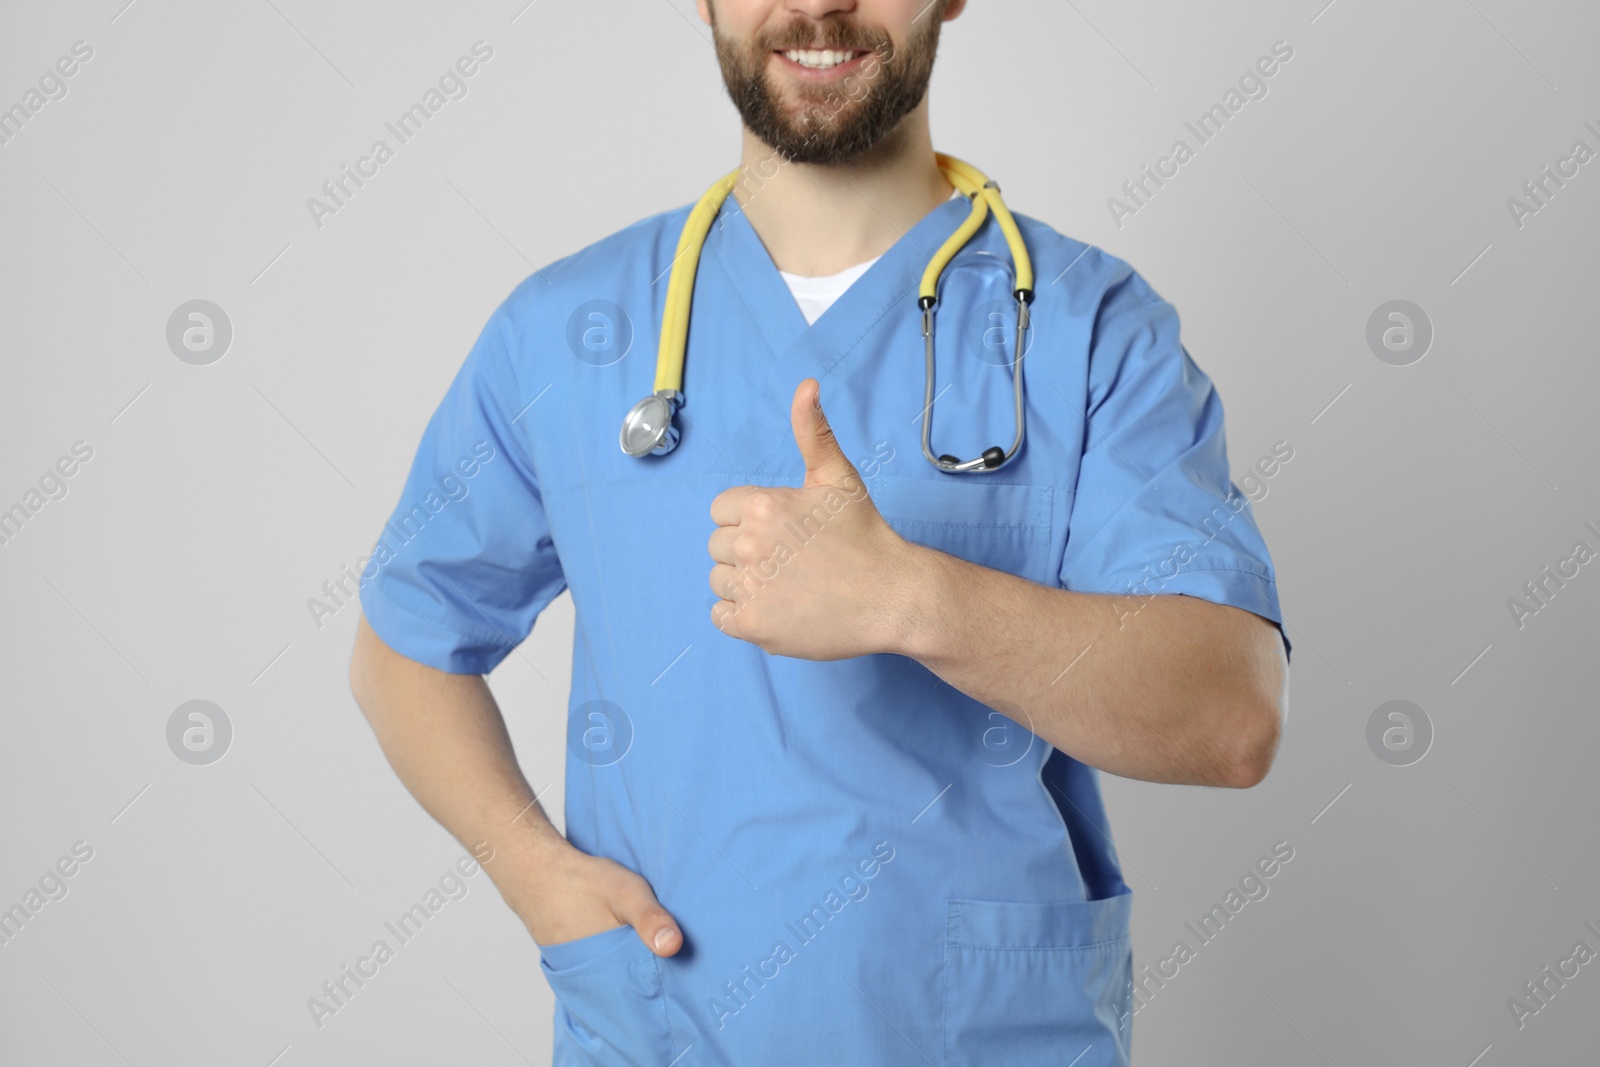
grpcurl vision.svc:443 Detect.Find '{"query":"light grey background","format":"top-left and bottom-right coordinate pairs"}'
top-left (2, 0), bottom-right (1596, 1064)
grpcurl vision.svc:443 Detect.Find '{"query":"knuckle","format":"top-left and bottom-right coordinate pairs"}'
top-left (744, 491), bottom-right (776, 521)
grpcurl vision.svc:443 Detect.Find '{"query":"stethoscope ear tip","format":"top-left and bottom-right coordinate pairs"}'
top-left (935, 445), bottom-right (1012, 473)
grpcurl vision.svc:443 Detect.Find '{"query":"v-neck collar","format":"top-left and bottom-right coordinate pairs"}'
top-left (708, 190), bottom-right (974, 365)
top-left (698, 190), bottom-right (976, 481)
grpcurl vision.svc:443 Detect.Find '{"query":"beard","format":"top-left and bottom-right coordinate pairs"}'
top-left (708, 3), bottom-right (945, 166)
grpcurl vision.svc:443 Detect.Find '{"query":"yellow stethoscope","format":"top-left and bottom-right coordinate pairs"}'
top-left (620, 152), bottom-right (1033, 473)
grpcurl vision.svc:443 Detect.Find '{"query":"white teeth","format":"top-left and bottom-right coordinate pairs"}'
top-left (782, 49), bottom-right (856, 69)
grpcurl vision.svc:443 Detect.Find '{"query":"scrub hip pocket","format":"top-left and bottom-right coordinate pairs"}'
top-left (538, 924), bottom-right (675, 1066)
top-left (943, 893), bottom-right (1134, 1067)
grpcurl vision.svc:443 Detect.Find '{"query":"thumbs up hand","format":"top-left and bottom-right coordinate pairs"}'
top-left (708, 378), bottom-right (917, 660)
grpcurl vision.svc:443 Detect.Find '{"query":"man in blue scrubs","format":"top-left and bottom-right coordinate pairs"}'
top-left (348, 1), bottom-right (1290, 1064)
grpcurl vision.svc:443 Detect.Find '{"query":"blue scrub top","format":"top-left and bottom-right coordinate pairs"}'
top-left (359, 189), bottom-right (1289, 1067)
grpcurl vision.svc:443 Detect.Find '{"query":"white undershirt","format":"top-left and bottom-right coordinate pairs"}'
top-left (776, 189), bottom-right (961, 325)
top-left (777, 255), bottom-right (882, 325)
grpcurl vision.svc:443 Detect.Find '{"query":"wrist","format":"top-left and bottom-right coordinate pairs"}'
top-left (482, 820), bottom-right (577, 918)
top-left (878, 536), bottom-right (951, 661)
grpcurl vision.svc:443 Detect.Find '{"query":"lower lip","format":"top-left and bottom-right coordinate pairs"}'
top-left (772, 50), bottom-right (871, 82)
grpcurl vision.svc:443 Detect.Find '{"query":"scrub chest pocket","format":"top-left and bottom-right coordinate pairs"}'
top-left (943, 895), bottom-right (1134, 1067)
top-left (871, 473), bottom-right (1055, 587)
top-left (538, 924), bottom-right (675, 1066)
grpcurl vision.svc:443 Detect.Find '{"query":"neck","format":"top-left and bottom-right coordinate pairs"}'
top-left (729, 104), bottom-right (955, 277)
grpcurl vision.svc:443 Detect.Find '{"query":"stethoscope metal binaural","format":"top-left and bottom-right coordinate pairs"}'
top-left (620, 152), bottom-right (1034, 473)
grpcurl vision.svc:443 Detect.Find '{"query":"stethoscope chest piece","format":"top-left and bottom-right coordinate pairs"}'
top-left (620, 389), bottom-right (683, 457)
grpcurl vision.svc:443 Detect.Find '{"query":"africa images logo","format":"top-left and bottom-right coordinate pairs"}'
top-left (304, 41), bottom-right (494, 230)
top-left (307, 442), bottom-right (497, 629)
top-left (707, 842), bottom-right (897, 1030)
top-left (1106, 40), bottom-right (1296, 228)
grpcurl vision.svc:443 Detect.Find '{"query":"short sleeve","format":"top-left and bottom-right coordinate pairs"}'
top-left (1059, 268), bottom-right (1291, 663)
top-left (357, 301), bottom-right (566, 674)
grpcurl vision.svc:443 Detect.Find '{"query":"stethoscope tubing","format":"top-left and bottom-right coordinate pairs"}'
top-left (621, 153), bottom-right (1033, 472)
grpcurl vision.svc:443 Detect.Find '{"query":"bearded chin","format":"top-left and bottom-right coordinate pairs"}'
top-left (752, 93), bottom-right (858, 165)
top-left (714, 28), bottom-right (940, 166)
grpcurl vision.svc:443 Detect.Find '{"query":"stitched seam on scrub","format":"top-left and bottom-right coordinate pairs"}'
top-left (1165, 564), bottom-right (1274, 578)
top-left (1107, 563), bottom-right (1274, 582)
top-left (651, 955), bottom-right (677, 1060)
top-left (546, 955), bottom-right (646, 980)
top-left (951, 938), bottom-right (1130, 952)
top-left (887, 515), bottom-right (1048, 531)
top-left (942, 927), bottom-right (952, 1065)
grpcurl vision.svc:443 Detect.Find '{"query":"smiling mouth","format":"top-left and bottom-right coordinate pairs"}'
top-left (775, 48), bottom-right (869, 70)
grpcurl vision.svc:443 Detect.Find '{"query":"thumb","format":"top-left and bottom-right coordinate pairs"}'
top-left (613, 876), bottom-right (682, 958)
top-left (790, 378), bottom-right (856, 489)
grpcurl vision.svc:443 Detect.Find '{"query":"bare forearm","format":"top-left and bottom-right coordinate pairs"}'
top-left (347, 614), bottom-right (567, 914)
top-left (883, 545), bottom-right (1285, 787)
top-left (348, 615), bottom-right (685, 955)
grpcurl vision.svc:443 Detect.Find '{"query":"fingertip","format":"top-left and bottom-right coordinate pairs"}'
top-left (652, 926), bottom-right (682, 956)
top-left (791, 377), bottom-right (820, 413)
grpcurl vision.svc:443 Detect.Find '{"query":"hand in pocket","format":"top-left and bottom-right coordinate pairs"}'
top-left (519, 848), bottom-right (682, 957)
